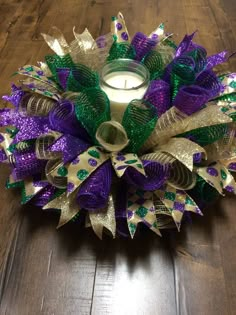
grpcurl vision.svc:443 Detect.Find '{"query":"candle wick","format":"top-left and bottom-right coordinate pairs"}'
top-left (124, 80), bottom-right (127, 89)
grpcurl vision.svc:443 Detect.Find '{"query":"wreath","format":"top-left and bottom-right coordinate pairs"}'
top-left (1, 12), bottom-right (236, 238)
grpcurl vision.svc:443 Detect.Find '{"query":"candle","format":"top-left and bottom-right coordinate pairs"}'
top-left (100, 59), bottom-right (150, 122)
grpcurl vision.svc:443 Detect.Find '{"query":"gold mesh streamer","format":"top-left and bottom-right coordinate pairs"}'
top-left (142, 151), bottom-right (196, 190)
top-left (41, 26), bottom-right (70, 56)
top-left (95, 121), bottom-right (129, 152)
top-left (19, 93), bottom-right (57, 116)
top-left (142, 105), bottom-right (232, 152)
top-left (204, 123), bottom-right (236, 162)
top-left (45, 159), bottom-right (67, 189)
top-left (35, 133), bottom-right (62, 160)
top-left (142, 107), bottom-right (187, 151)
top-left (70, 29), bottom-right (113, 70)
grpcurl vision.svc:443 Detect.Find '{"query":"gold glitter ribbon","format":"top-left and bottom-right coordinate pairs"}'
top-left (154, 184), bottom-right (202, 230)
top-left (196, 162), bottom-right (236, 195)
top-left (88, 194), bottom-right (116, 239)
top-left (43, 191), bottom-right (80, 228)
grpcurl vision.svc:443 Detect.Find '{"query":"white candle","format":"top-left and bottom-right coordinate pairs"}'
top-left (100, 59), bottom-right (150, 122)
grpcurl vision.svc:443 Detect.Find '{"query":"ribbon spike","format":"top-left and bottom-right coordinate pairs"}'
top-left (127, 188), bottom-right (161, 238)
top-left (154, 185), bottom-right (202, 230)
top-left (43, 192), bottom-right (80, 228)
top-left (89, 195), bottom-right (116, 239)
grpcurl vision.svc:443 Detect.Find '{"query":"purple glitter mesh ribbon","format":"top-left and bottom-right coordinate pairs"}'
top-left (206, 51), bottom-right (228, 70)
top-left (0, 108), bottom-right (51, 143)
top-left (49, 100), bottom-right (91, 141)
top-left (131, 32), bottom-right (157, 61)
top-left (144, 80), bottom-right (171, 117)
top-left (49, 134), bottom-right (90, 163)
top-left (56, 68), bottom-right (71, 90)
top-left (175, 32), bottom-right (196, 57)
top-left (13, 115), bottom-right (51, 143)
top-left (124, 160), bottom-right (170, 191)
top-left (76, 160), bottom-right (112, 211)
top-left (2, 84), bottom-right (25, 108)
top-left (173, 85), bottom-right (210, 115)
top-left (11, 150), bottom-right (46, 180)
top-left (195, 70), bottom-right (223, 98)
top-left (32, 184), bottom-right (57, 207)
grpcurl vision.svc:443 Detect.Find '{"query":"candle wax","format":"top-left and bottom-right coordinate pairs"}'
top-left (101, 71), bottom-right (147, 122)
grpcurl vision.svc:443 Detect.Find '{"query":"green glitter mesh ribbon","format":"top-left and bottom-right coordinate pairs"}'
top-left (66, 65), bottom-right (99, 91)
top-left (177, 123), bottom-right (228, 146)
top-left (170, 60), bottom-right (196, 100)
top-left (122, 99), bottom-right (158, 153)
top-left (75, 88), bottom-right (110, 141)
top-left (142, 50), bottom-right (164, 80)
top-left (107, 42), bottom-right (135, 61)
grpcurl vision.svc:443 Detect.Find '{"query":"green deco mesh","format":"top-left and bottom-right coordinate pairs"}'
top-left (107, 42), bottom-right (136, 61)
top-left (66, 65), bottom-right (99, 91)
top-left (190, 175), bottom-right (219, 203)
top-left (75, 88), bottom-right (111, 141)
top-left (45, 54), bottom-right (75, 78)
top-left (171, 61), bottom-right (196, 100)
top-left (142, 50), bottom-right (164, 80)
top-left (178, 123), bottom-right (227, 146)
top-left (122, 100), bottom-right (158, 153)
top-left (185, 47), bottom-right (207, 73)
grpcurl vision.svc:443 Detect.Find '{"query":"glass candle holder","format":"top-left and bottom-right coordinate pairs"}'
top-left (100, 59), bottom-right (150, 122)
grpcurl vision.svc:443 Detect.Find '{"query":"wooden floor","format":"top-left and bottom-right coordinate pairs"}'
top-left (0, 0), bottom-right (236, 314)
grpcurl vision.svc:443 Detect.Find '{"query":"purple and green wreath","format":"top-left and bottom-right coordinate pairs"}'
top-left (1, 12), bottom-right (236, 238)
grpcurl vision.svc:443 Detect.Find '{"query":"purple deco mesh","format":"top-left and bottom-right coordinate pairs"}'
top-left (124, 160), bottom-right (170, 191)
top-left (144, 80), bottom-right (171, 117)
top-left (131, 32), bottom-right (157, 61)
top-left (49, 100), bottom-right (91, 141)
top-left (76, 160), bottom-right (112, 211)
top-left (173, 85), bottom-right (210, 115)
top-left (195, 70), bottom-right (223, 98)
top-left (56, 68), bottom-right (71, 90)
